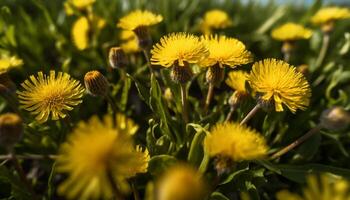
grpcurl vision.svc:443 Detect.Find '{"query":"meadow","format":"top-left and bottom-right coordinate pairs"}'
top-left (0, 0), bottom-right (350, 199)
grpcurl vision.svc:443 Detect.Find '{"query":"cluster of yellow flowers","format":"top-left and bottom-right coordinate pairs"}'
top-left (1, 4), bottom-right (349, 200)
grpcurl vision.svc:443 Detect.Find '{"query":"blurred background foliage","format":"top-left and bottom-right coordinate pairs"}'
top-left (0, 0), bottom-right (350, 199)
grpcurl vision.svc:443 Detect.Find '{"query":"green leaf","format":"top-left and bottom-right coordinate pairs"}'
top-left (210, 192), bottom-right (230, 200)
top-left (220, 167), bottom-right (250, 185)
top-left (148, 155), bottom-right (177, 175)
top-left (187, 123), bottom-right (209, 165)
top-left (275, 164), bottom-right (350, 183)
top-left (149, 74), bottom-right (175, 142)
top-left (0, 166), bottom-right (31, 199)
top-left (120, 75), bottom-right (132, 112)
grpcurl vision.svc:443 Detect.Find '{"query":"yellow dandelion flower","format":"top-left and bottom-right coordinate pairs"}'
top-left (117, 10), bottom-right (163, 31)
top-left (151, 32), bottom-right (209, 67)
top-left (116, 113), bottom-right (139, 135)
top-left (276, 174), bottom-right (350, 200)
top-left (248, 59), bottom-right (311, 113)
top-left (121, 38), bottom-right (141, 54)
top-left (72, 16), bottom-right (89, 50)
top-left (276, 190), bottom-right (303, 200)
top-left (157, 165), bottom-right (207, 200)
top-left (0, 56), bottom-right (23, 74)
top-left (66, 0), bottom-right (95, 10)
top-left (72, 16), bottom-right (105, 50)
top-left (311, 7), bottom-right (350, 25)
top-left (225, 70), bottom-right (249, 94)
top-left (271, 23), bottom-right (313, 41)
top-left (200, 35), bottom-right (252, 68)
top-left (17, 71), bottom-right (84, 123)
top-left (57, 115), bottom-right (148, 199)
top-left (200, 9), bottom-right (232, 35)
top-left (134, 145), bottom-right (150, 174)
top-left (120, 30), bottom-right (136, 41)
top-left (204, 122), bottom-right (268, 162)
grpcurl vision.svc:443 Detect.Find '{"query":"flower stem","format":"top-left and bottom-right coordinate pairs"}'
top-left (0, 154), bottom-right (57, 160)
top-left (106, 94), bottom-right (118, 126)
top-left (204, 82), bottom-right (215, 113)
top-left (107, 168), bottom-right (124, 200)
top-left (225, 106), bottom-right (236, 122)
top-left (9, 151), bottom-right (38, 199)
top-left (283, 51), bottom-right (291, 63)
top-left (240, 103), bottom-right (261, 125)
top-left (315, 33), bottom-right (330, 68)
top-left (142, 49), bottom-right (154, 75)
top-left (180, 83), bottom-right (189, 123)
top-left (270, 124), bottom-right (322, 159)
top-left (131, 182), bottom-right (140, 200)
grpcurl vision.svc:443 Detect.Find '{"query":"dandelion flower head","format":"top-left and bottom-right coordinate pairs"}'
top-left (117, 10), bottom-right (163, 31)
top-left (225, 70), bottom-right (249, 94)
top-left (66, 0), bottom-right (95, 10)
top-left (157, 164), bottom-right (207, 200)
top-left (72, 16), bottom-right (106, 50)
top-left (204, 122), bottom-right (268, 162)
top-left (57, 115), bottom-right (148, 199)
top-left (201, 9), bottom-right (232, 35)
top-left (200, 35), bottom-right (252, 68)
top-left (248, 59), bottom-right (311, 113)
top-left (151, 32), bottom-right (209, 67)
top-left (311, 7), bottom-right (350, 25)
top-left (271, 23), bottom-right (313, 41)
top-left (0, 56), bottom-right (23, 74)
top-left (17, 71), bottom-right (84, 123)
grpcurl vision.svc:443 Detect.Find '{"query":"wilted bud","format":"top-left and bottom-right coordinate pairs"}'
top-left (84, 70), bottom-right (109, 97)
top-left (214, 156), bottom-right (234, 176)
top-left (320, 106), bottom-right (350, 131)
top-left (133, 26), bottom-right (152, 50)
top-left (170, 62), bottom-right (193, 84)
top-left (206, 64), bottom-right (224, 86)
top-left (109, 47), bottom-right (128, 69)
top-left (157, 165), bottom-right (207, 200)
top-left (0, 113), bottom-right (23, 149)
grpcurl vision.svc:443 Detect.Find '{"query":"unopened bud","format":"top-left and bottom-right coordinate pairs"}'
top-left (206, 64), bottom-right (224, 86)
top-left (320, 106), bottom-right (350, 131)
top-left (109, 47), bottom-right (128, 69)
top-left (170, 62), bottom-right (193, 84)
top-left (297, 64), bottom-right (309, 76)
top-left (0, 73), bottom-right (16, 93)
top-left (84, 70), bottom-right (109, 97)
top-left (0, 113), bottom-right (23, 149)
top-left (133, 26), bottom-right (152, 50)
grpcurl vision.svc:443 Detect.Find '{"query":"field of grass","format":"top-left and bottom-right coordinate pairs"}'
top-left (0, 0), bottom-right (350, 199)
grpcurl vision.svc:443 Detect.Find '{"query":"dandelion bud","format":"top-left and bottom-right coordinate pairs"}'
top-left (297, 64), bottom-right (309, 76)
top-left (281, 41), bottom-right (295, 55)
top-left (157, 165), bottom-right (207, 200)
top-left (109, 47), bottom-right (128, 69)
top-left (134, 26), bottom-right (152, 50)
top-left (0, 73), bottom-right (16, 93)
top-left (0, 113), bottom-right (23, 149)
top-left (228, 91), bottom-right (245, 108)
top-left (320, 106), bottom-right (350, 131)
top-left (170, 62), bottom-right (193, 84)
top-left (84, 70), bottom-right (109, 97)
top-left (206, 64), bottom-right (224, 86)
